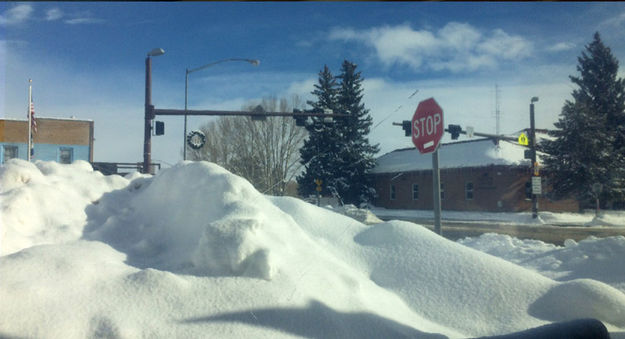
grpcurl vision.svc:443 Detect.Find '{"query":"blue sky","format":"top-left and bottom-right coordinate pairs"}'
top-left (3, 2), bottom-right (625, 166)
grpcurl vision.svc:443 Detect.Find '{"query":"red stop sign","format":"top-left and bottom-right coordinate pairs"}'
top-left (412, 98), bottom-right (444, 154)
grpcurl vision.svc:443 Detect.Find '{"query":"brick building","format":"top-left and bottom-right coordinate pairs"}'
top-left (0, 118), bottom-right (94, 165)
top-left (371, 138), bottom-right (579, 213)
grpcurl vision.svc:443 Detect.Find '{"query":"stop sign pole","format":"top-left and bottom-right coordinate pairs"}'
top-left (412, 98), bottom-right (444, 235)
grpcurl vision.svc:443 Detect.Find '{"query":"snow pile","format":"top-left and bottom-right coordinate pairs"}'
top-left (585, 212), bottom-right (625, 226)
top-left (325, 204), bottom-right (383, 224)
top-left (0, 159), bottom-right (128, 255)
top-left (459, 233), bottom-right (625, 293)
top-left (83, 162), bottom-right (296, 279)
top-left (2, 160), bottom-right (625, 338)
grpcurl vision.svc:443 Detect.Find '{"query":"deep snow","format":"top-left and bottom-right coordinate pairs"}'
top-left (459, 233), bottom-right (625, 294)
top-left (1, 159), bottom-right (624, 338)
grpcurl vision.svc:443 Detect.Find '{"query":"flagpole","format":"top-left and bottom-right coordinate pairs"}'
top-left (28, 79), bottom-right (32, 162)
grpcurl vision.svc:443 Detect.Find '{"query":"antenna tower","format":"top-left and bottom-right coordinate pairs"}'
top-left (495, 84), bottom-right (501, 136)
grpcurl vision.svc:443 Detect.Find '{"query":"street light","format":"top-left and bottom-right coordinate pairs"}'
top-left (148, 48), bottom-right (165, 57)
top-left (143, 48), bottom-right (165, 174)
top-left (530, 96), bottom-right (539, 218)
top-left (183, 58), bottom-right (260, 160)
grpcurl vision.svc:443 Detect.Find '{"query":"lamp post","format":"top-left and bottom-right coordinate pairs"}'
top-left (530, 96), bottom-right (539, 219)
top-left (143, 48), bottom-right (165, 174)
top-left (183, 58), bottom-right (259, 160)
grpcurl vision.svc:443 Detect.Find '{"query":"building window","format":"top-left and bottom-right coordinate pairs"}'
top-left (390, 184), bottom-right (396, 200)
top-left (3, 145), bottom-right (18, 163)
top-left (440, 182), bottom-right (445, 200)
top-left (59, 147), bottom-right (74, 164)
top-left (412, 184), bottom-right (419, 200)
top-left (466, 182), bottom-right (474, 200)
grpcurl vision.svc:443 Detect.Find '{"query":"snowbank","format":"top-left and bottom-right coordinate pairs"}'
top-left (0, 159), bottom-right (128, 255)
top-left (459, 233), bottom-right (625, 293)
top-left (83, 162), bottom-right (292, 279)
top-left (324, 204), bottom-right (384, 224)
top-left (2, 160), bottom-right (625, 338)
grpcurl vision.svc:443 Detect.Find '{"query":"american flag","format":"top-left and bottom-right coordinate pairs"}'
top-left (30, 99), bottom-right (37, 133)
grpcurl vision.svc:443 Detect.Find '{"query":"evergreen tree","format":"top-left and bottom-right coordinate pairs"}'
top-left (296, 65), bottom-right (341, 198)
top-left (542, 32), bottom-right (625, 207)
top-left (333, 60), bottom-right (380, 206)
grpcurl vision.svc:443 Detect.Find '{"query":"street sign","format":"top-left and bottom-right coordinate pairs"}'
top-left (518, 133), bottom-right (529, 146)
top-left (592, 183), bottom-right (603, 194)
top-left (532, 176), bottom-right (542, 195)
top-left (534, 162), bottom-right (540, 176)
top-left (412, 98), bottom-right (444, 154)
top-left (466, 126), bottom-right (474, 138)
top-left (315, 179), bottom-right (323, 192)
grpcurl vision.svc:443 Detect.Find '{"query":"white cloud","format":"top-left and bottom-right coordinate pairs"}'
top-left (438, 22), bottom-right (482, 51)
top-left (62, 10), bottom-right (104, 25)
top-left (328, 22), bottom-right (533, 73)
top-left (0, 4), bottom-right (33, 26)
top-left (548, 42), bottom-right (576, 53)
top-left (46, 8), bottom-right (63, 21)
top-left (64, 17), bottom-right (104, 25)
top-left (600, 10), bottom-right (625, 28)
top-left (477, 29), bottom-right (531, 60)
top-left (281, 78), bottom-right (316, 101)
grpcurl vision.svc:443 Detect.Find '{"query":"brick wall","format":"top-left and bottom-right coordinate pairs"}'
top-left (373, 165), bottom-right (579, 212)
top-left (1, 119), bottom-right (92, 145)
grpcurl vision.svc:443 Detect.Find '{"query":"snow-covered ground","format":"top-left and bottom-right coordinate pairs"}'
top-left (371, 206), bottom-right (625, 227)
top-left (459, 233), bottom-right (625, 294)
top-left (1, 159), bottom-right (625, 338)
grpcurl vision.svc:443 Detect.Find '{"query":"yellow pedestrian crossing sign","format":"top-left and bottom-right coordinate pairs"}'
top-left (518, 133), bottom-right (529, 146)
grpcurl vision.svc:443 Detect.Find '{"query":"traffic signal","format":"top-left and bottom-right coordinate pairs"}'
top-left (448, 124), bottom-right (462, 140)
top-left (251, 105), bottom-right (267, 121)
top-left (155, 121), bottom-right (165, 136)
top-left (401, 120), bottom-right (411, 136)
top-left (293, 109), bottom-right (307, 126)
top-left (524, 149), bottom-right (534, 159)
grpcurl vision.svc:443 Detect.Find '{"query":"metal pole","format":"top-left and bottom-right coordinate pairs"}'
top-left (27, 79), bottom-right (32, 162)
top-left (143, 56), bottom-right (152, 174)
top-left (432, 147), bottom-right (442, 235)
top-left (530, 101), bottom-right (538, 219)
top-left (184, 69), bottom-right (188, 161)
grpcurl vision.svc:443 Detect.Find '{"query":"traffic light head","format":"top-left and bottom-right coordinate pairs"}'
top-left (155, 121), bottom-right (165, 136)
top-left (293, 108), bottom-right (306, 126)
top-left (448, 124), bottom-right (462, 140)
top-left (402, 120), bottom-right (411, 137)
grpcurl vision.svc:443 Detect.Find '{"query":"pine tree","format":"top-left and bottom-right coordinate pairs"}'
top-left (542, 32), bottom-right (625, 207)
top-left (296, 65), bottom-right (341, 198)
top-left (334, 60), bottom-right (380, 206)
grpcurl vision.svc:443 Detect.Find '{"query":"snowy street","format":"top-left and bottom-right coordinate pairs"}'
top-left (370, 208), bottom-right (625, 245)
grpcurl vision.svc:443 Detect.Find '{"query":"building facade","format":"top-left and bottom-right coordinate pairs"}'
top-left (0, 118), bottom-right (94, 165)
top-left (371, 138), bottom-right (579, 213)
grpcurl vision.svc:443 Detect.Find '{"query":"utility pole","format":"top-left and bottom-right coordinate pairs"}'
top-left (432, 148), bottom-right (442, 235)
top-left (530, 97), bottom-right (539, 219)
top-left (144, 56), bottom-right (155, 174)
top-left (143, 48), bottom-right (165, 174)
top-left (495, 84), bottom-right (501, 136)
